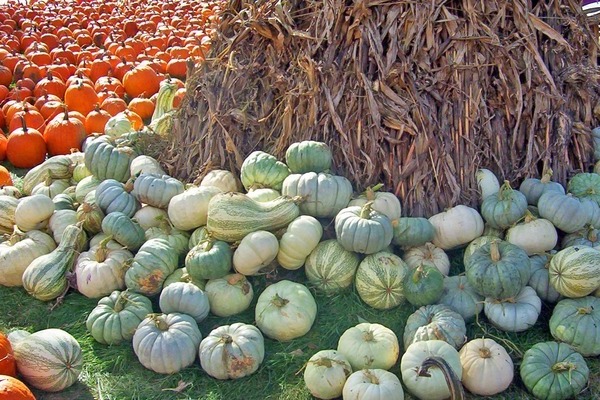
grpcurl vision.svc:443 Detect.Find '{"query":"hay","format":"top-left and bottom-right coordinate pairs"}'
top-left (162, 0), bottom-right (600, 217)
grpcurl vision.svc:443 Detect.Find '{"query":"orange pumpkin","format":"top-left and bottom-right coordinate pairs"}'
top-left (123, 63), bottom-right (159, 98)
top-left (64, 80), bottom-right (98, 116)
top-left (6, 116), bottom-right (47, 168)
top-left (8, 106), bottom-right (46, 134)
top-left (0, 332), bottom-right (16, 377)
top-left (32, 70), bottom-right (66, 99)
top-left (127, 97), bottom-right (154, 121)
top-left (84, 104), bottom-right (111, 135)
top-left (0, 375), bottom-right (36, 400)
top-left (44, 108), bottom-right (86, 156)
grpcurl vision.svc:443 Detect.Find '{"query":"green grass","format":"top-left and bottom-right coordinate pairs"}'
top-left (1, 249), bottom-right (599, 400)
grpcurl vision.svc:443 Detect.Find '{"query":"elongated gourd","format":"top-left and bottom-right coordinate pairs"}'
top-left (206, 192), bottom-right (301, 242)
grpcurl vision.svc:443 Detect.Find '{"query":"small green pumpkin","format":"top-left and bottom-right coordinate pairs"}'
top-left (185, 239), bottom-right (232, 281)
top-left (392, 217), bottom-right (435, 249)
top-left (124, 238), bottom-right (179, 296)
top-left (159, 281), bottom-right (210, 323)
top-left (437, 275), bottom-right (484, 322)
top-left (403, 304), bottom-right (467, 350)
top-left (481, 180), bottom-right (528, 229)
top-left (95, 178), bottom-right (140, 217)
top-left (549, 296), bottom-right (600, 356)
top-left (240, 151), bottom-right (290, 191)
top-left (101, 211), bottom-right (145, 252)
top-left (402, 264), bottom-right (444, 307)
top-left (285, 140), bottom-right (332, 174)
top-left (567, 172), bottom-right (600, 206)
top-left (335, 203), bottom-right (393, 255)
top-left (528, 253), bottom-right (561, 303)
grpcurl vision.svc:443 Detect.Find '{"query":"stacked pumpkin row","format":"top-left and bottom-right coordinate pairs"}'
top-left (0, 0), bottom-right (222, 169)
top-left (1, 134), bottom-right (600, 399)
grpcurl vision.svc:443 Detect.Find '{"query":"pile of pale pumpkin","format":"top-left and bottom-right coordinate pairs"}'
top-left (1, 136), bottom-right (599, 400)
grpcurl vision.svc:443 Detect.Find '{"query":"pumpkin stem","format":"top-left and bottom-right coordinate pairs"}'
top-left (360, 201), bottom-right (374, 219)
top-left (541, 167), bottom-right (553, 183)
top-left (552, 362), bottom-right (576, 373)
top-left (416, 356), bottom-right (465, 400)
top-left (412, 264), bottom-right (425, 283)
top-left (114, 291), bottom-right (129, 312)
top-left (478, 346), bottom-right (492, 359)
top-left (498, 180), bottom-right (513, 200)
top-left (149, 313), bottom-right (169, 330)
top-left (490, 240), bottom-right (501, 262)
top-left (220, 334), bottom-right (233, 345)
top-left (19, 114), bottom-right (28, 133)
top-left (363, 369), bottom-right (380, 385)
top-left (362, 330), bottom-right (375, 342)
top-left (523, 209), bottom-right (536, 224)
top-left (311, 357), bottom-right (333, 368)
top-left (227, 273), bottom-right (245, 286)
top-left (271, 293), bottom-right (289, 308)
top-left (587, 226), bottom-right (598, 243)
top-left (95, 235), bottom-right (113, 263)
top-left (577, 306), bottom-right (593, 315)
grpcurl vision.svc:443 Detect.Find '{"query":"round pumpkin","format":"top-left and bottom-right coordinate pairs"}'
top-left (392, 217), bottom-right (435, 249)
top-left (481, 180), bottom-right (528, 229)
top-left (337, 323), bottom-right (399, 371)
top-left (204, 274), bottom-right (253, 317)
top-left (505, 211), bottom-right (558, 256)
top-left (342, 369), bottom-right (404, 400)
top-left (402, 264), bottom-right (444, 307)
top-left (428, 205), bottom-right (484, 250)
top-left (240, 150), bottom-right (290, 191)
top-left (528, 253), bottom-right (561, 303)
top-left (519, 168), bottom-right (565, 205)
top-left (403, 304), bottom-right (467, 350)
top-left (159, 281), bottom-right (210, 323)
top-left (459, 338), bottom-right (513, 396)
top-left (437, 275), bottom-right (484, 322)
top-left (167, 185), bottom-right (222, 231)
top-left (0, 333), bottom-right (16, 377)
top-left (335, 203), bottom-right (393, 254)
top-left (186, 239), bottom-right (233, 280)
top-left (484, 286), bottom-right (542, 332)
top-left (255, 280), bottom-right (317, 341)
top-left (285, 140), bottom-right (332, 174)
top-left (101, 211), bottom-right (145, 252)
top-left (199, 169), bottom-right (240, 192)
top-left (6, 117), bottom-right (47, 169)
top-left (199, 323), bottom-right (265, 380)
top-left (549, 296), bottom-right (600, 356)
top-left (402, 242), bottom-right (450, 275)
top-left (548, 245), bottom-right (600, 298)
top-left (281, 172), bottom-right (353, 218)
top-left (537, 191), bottom-right (590, 234)
top-left (354, 251), bottom-right (409, 309)
top-left (0, 375), bottom-right (35, 400)
top-left (304, 350), bottom-right (352, 400)
top-left (132, 173), bottom-right (185, 209)
top-left (567, 172), bottom-right (600, 206)
top-left (348, 186), bottom-right (402, 225)
top-left (124, 238), bottom-right (179, 296)
top-left (304, 239), bottom-right (360, 293)
top-left (233, 231), bottom-right (279, 276)
top-left (277, 215), bottom-right (323, 270)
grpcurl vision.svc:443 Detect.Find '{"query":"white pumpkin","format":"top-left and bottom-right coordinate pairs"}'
top-left (402, 242), bottom-right (450, 275)
top-left (0, 186), bottom-right (22, 198)
top-left (204, 273), bottom-right (254, 317)
top-left (476, 168), bottom-right (500, 201)
top-left (75, 238), bottom-right (133, 298)
top-left (246, 188), bottom-right (281, 202)
top-left (505, 212), bottom-right (558, 255)
top-left (459, 338), bottom-right (514, 396)
top-left (428, 205), bottom-right (484, 250)
top-left (277, 215), bottom-right (323, 270)
top-left (348, 186), bottom-right (402, 225)
top-left (484, 286), bottom-right (542, 332)
top-left (233, 230), bottom-right (279, 276)
top-left (133, 205), bottom-right (168, 230)
top-left (337, 323), bottom-right (399, 371)
top-left (0, 228), bottom-right (56, 286)
top-left (48, 209), bottom-right (78, 244)
top-left (255, 280), bottom-right (317, 341)
top-left (167, 185), bottom-right (222, 231)
top-left (15, 194), bottom-right (56, 231)
top-left (129, 155), bottom-right (166, 176)
top-left (342, 369), bottom-right (404, 400)
top-left (400, 340), bottom-right (462, 400)
top-left (304, 349), bottom-right (353, 400)
top-left (200, 169), bottom-right (240, 193)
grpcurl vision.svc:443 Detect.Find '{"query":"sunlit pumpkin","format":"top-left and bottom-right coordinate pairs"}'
top-left (6, 115), bottom-right (47, 168)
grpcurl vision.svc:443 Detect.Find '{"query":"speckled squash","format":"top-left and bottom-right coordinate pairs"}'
top-left (304, 239), bottom-right (360, 293)
top-left (548, 245), bottom-right (600, 298)
top-left (403, 242), bottom-right (450, 275)
top-left (0, 228), bottom-right (56, 287)
top-left (354, 251), bottom-right (409, 309)
top-left (403, 264), bottom-right (444, 307)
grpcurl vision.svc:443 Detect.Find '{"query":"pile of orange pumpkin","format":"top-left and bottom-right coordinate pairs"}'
top-left (0, 0), bottom-right (222, 174)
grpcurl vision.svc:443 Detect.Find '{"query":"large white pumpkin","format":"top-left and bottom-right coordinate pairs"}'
top-left (337, 323), bottom-right (399, 371)
top-left (459, 338), bottom-right (514, 396)
top-left (342, 369), bottom-right (404, 400)
top-left (428, 205), bottom-right (484, 250)
top-left (304, 349), bottom-right (352, 399)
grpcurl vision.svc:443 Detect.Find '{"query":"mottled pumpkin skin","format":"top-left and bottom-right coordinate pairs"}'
top-left (240, 151), bottom-right (290, 191)
top-left (285, 140), bottom-right (332, 174)
top-left (567, 172), bottom-right (600, 206)
top-left (481, 181), bottom-right (527, 229)
top-left (125, 238), bottom-right (179, 296)
top-left (549, 296), bottom-right (600, 356)
top-left (392, 217), bottom-right (435, 249)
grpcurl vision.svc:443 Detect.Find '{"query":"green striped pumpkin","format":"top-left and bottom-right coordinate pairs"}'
top-left (84, 136), bottom-right (137, 183)
top-left (285, 140), bottom-right (332, 174)
top-left (101, 211), bottom-right (145, 252)
top-left (549, 246), bottom-right (600, 298)
top-left (403, 264), bottom-right (444, 307)
top-left (567, 172), bottom-right (600, 206)
top-left (403, 304), bottom-right (467, 350)
top-left (22, 154), bottom-right (77, 195)
top-left (549, 296), bottom-right (600, 357)
top-left (281, 172), bottom-right (353, 218)
top-left (22, 223), bottom-right (87, 301)
top-left (240, 150), bottom-right (290, 191)
top-left (304, 239), bottom-right (360, 293)
top-left (206, 192), bottom-right (301, 242)
top-left (354, 251), bottom-right (409, 309)
top-left (13, 328), bottom-right (83, 392)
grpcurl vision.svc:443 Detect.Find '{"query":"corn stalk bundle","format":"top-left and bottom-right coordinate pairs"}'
top-left (163, 0), bottom-right (600, 216)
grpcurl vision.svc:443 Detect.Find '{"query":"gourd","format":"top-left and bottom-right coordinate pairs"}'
top-left (304, 350), bottom-right (352, 400)
top-left (337, 323), bottom-right (399, 371)
top-left (484, 286), bottom-right (542, 332)
top-left (15, 194), bottom-right (55, 231)
top-left (392, 217), bottom-right (435, 249)
top-left (167, 185), bottom-right (222, 231)
top-left (285, 140), bottom-right (332, 174)
top-left (186, 239), bottom-right (233, 280)
top-left (465, 240), bottom-right (531, 299)
top-left (505, 211), bottom-right (558, 255)
top-left (403, 264), bottom-right (444, 307)
top-left (277, 215), bottom-right (323, 270)
top-left (101, 211), bottom-right (145, 252)
top-left (95, 178), bottom-right (140, 217)
top-left (199, 169), bottom-right (240, 192)
top-left (124, 238), bottom-right (179, 296)
top-left (86, 290), bottom-right (153, 345)
top-left (13, 328), bottom-right (82, 392)
top-left (159, 282), bottom-right (210, 323)
top-left (520, 341), bottom-right (589, 400)
top-left (537, 191), bottom-right (590, 233)
top-left (481, 180), bottom-right (527, 229)
top-left (233, 231), bottom-right (279, 276)
top-left (403, 304), bottom-right (467, 350)
top-left (354, 251), bottom-right (409, 309)
top-left (206, 192), bottom-right (301, 242)
top-left (204, 274), bottom-right (254, 317)
top-left (335, 203), bottom-right (393, 254)
top-left (342, 369), bottom-right (404, 400)
top-left (132, 313), bottom-right (202, 374)
top-left (304, 239), bottom-right (360, 293)
top-left (282, 172), bottom-right (353, 218)
top-left (199, 323), bottom-right (265, 380)
top-left (240, 150), bottom-right (290, 191)
top-left (0, 228), bottom-right (56, 287)
top-left (255, 280), bottom-right (317, 341)
top-left (131, 173), bottom-right (185, 209)
top-left (84, 136), bottom-right (137, 182)
top-left (76, 200), bottom-right (105, 234)
top-left (459, 338), bottom-right (513, 396)
top-left (437, 275), bottom-right (484, 322)
top-left (74, 237), bottom-right (133, 298)
top-left (400, 340), bottom-right (462, 400)
top-left (428, 205), bottom-right (484, 250)
top-left (21, 223), bottom-right (87, 301)
top-left (549, 245), bottom-right (600, 298)
top-left (22, 154), bottom-right (77, 195)
top-left (476, 168), bottom-right (500, 201)
top-left (402, 242), bottom-right (450, 275)
top-left (519, 167), bottom-right (565, 205)
top-left (549, 296), bottom-right (600, 356)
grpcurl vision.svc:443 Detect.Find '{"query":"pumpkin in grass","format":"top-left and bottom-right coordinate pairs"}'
top-left (0, 333), bottom-right (16, 377)
top-left (459, 338), bottom-right (514, 396)
top-left (44, 108), bottom-right (87, 156)
top-left (342, 369), bottom-right (404, 400)
top-left (6, 116), bottom-right (47, 169)
top-left (337, 323), bottom-right (399, 371)
top-left (0, 166), bottom-right (12, 187)
top-left (304, 349), bottom-right (352, 400)
top-left (0, 375), bottom-right (35, 400)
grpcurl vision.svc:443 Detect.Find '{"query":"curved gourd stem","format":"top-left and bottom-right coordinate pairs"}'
top-left (416, 356), bottom-right (465, 400)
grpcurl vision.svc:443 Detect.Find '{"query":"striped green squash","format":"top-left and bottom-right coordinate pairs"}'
top-left (549, 246), bottom-right (600, 298)
top-left (354, 251), bottom-right (409, 309)
top-left (22, 154), bottom-right (77, 195)
top-left (101, 211), bottom-right (145, 252)
top-left (206, 192), bottom-right (301, 242)
top-left (22, 223), bottom-right (87, 301)
top-left (13, 328), bottom-right (83, 392)
top-left (304, 239), bottom-right (360, 293)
